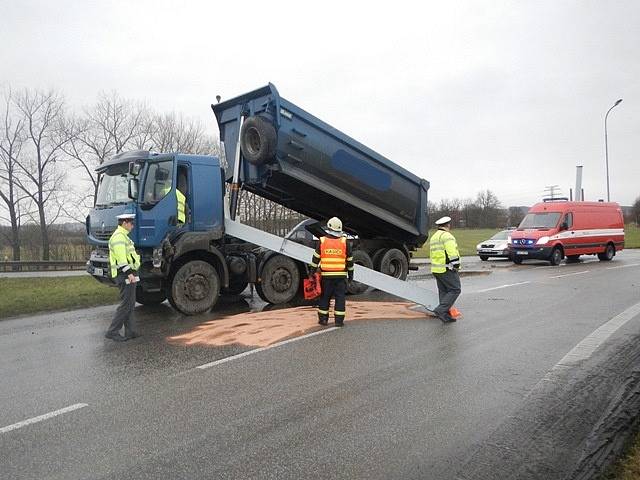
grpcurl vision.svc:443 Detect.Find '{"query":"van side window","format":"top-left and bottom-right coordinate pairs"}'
top-left (563, 212), bottom-right (573, 229)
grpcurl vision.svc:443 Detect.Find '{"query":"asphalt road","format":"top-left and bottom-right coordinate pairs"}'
top-left (1, 251), bottom-right (640, 479)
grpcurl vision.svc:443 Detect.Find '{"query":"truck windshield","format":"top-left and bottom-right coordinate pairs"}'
top-left (518, 212), bottom-right (561, 229)
top-left (95, 163), bottom-right (130, 206)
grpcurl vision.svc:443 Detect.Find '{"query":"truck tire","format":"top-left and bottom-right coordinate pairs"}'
top-left (549, 246), bottom-right (563, 266)
top-left (597, 243), bottom-right (615, 261)
top-left (347, 250), bottom-right (373, 295)
top-left (240, 116), bottom-right (277, 165)
top-left (378, 248), bottom-right (409, 280)
top-left (256, 254), bottom-right (300, 304)
top-left (371, 249), bottom-right (386, 271)
top-left (136, 286), bottom-right (166, 305)
top-left (167, 260), bottom-right (220, 315)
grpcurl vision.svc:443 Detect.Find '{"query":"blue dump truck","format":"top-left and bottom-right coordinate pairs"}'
top-left (86, 84), bottom-right (430, 315)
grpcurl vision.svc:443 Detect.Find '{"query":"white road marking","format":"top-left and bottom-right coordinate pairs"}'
top-left (196, 327), bottom-right (340, 370)
top-left (0, 403), bottom-right (88, 434)
top-left (549, 270), bottom-right (590, 279)
top-left (554, 301), bottom-right (640, 367)
top-left (477, 281), bottom-right (530, 293)
top-left (606, 263), bottom-right (640, 270)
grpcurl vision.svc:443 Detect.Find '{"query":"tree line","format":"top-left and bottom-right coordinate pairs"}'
top-left (0, 86), bottom-right (304, 262)
top-left (1, 86), bottom-right (638, 262)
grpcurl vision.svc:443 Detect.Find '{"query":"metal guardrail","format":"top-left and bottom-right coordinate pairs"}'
top-left (0, 261), bottom-right (87, 272)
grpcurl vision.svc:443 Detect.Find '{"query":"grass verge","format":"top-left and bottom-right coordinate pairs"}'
top-left (0, 276), bottom-right (119, 319)
top-left (413, 224), bottom-right (640, 258)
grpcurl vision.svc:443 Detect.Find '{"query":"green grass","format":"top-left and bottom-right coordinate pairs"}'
top-left (413, 228), bottom-right (501, 258)
top-left (625, 223), bottom-right (640, 249)
top-left (0, 277), bottom-right (119, 319)
top-left (413, 224), bottom-right (640, 259)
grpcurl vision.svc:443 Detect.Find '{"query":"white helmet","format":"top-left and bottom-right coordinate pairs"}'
top-left (327, 217), bottom-right (343, 232)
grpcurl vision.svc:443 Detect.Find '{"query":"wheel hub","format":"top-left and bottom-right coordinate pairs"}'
top-left (271, 267), bottom-right (292, 292)
top-left (184, 274), bottom-right (209, 301)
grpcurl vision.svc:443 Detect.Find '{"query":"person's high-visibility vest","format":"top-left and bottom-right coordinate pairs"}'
top-left (429, 229), bottom-right (460, 274)
top-left (318, 236), bottom-right (348, 277)
top-left (176, 189), bottom-right (186, 224)
top-left (108, 225), bottom-right (141, 278)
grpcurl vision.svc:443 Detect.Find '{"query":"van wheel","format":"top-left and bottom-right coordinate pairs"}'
top-left (240, 116), bottom-right (277, 165)
top-left (566, 255), bottom-right (580, 263)
top-left (598, 243), bottom-right (615, 261)
top-left (347, 250), bottom-right (373, 295)
top-left (549, 247), bottom-right (563, 266)
top-left (479, 255), bottom-right (489, 261)
top-left (168, 260), bottom-right (220, 315)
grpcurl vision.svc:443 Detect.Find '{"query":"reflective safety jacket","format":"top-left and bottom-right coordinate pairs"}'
top-left (108, 225), bottom-right (141, 278)
top-left (429, 229), bottom-right (460, 274)
top-left (176, 189), bottom-right (186, 224)
top-left (310, 236), bottom-right (354, 277)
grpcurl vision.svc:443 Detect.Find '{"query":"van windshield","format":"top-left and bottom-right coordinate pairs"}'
top-left (518, 212), bottom-right (561, 230)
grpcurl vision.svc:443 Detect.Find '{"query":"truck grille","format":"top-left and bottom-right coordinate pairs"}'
top-left (91, 229), bottom-right (111, 241)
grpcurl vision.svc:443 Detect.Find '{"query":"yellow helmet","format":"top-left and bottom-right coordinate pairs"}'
top-left (327, 217), bottom-right (343, 232)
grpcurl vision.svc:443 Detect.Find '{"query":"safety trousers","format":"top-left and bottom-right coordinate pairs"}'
top-left (317, 277), bottom-right (347, 324)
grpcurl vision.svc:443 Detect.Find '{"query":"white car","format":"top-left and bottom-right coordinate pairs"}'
top-left (476, 230), bottom-right (513, 261)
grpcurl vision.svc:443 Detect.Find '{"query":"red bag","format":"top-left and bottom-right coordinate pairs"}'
top-left (303, 273), bottom-right (322, 300)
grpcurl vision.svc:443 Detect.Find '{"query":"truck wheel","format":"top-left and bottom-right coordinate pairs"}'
top-left (597, 243), bottom-right (615, 261)
top-left (136, 286), bottom-right (166, 305)
top-left (256, 254), bottom-right (300, 304)
top-left (378, 248), bottom-right (409, 280)
top-left (168, 260), bottom-right (220, 315)
top-left (240, 116), bottom-right (277, 165)
top-left (371, 249), bottom-right (386, 271)
top-left (549, 247), bottom-right (563, 266)
top-left (347, 250), bottom-right (373, 295)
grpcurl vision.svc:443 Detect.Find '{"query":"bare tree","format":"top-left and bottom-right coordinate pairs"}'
top-left (12, 88), bottom-right (70, 260)
top-left (151, 112), bottom-right (216, 154)
top-left (0, 88), bottom-right (29, 261)
top-left (62, 92), bottom-right (153, 205)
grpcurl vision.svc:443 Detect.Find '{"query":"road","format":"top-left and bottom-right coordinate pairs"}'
top-left (1, 251), bottom-right (640, 479)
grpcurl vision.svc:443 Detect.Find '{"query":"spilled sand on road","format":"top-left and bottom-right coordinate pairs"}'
top-left (167, 301), bottom-right (431, 348)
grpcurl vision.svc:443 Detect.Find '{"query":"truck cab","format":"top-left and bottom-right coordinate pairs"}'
top-left (87, 150), bottom-right (229, 312)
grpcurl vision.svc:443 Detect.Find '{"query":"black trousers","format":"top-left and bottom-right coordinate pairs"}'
top-left (317, 277), bottom-right (347, 324)
top-left (433, 269), bottom-right (461, 320)
top-left (107, 275), bottom-right (137, 336)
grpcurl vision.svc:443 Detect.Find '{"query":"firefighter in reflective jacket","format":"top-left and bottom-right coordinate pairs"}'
top-left (309, 217), bottom-right (354, 326)
top-left (430, 216), bottom-right (461, 323)
top-left (106, 213), bottom-right (141, 341)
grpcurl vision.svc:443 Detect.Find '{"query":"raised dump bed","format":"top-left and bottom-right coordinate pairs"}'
top-left (212, 84), bottom-right (429, 251)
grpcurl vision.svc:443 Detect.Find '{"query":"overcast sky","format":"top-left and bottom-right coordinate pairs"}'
top-left (2, 0), bottom-right (638, 206)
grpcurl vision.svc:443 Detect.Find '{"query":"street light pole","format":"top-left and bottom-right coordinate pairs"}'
top-left (604, 98), bottom-right (623, 202)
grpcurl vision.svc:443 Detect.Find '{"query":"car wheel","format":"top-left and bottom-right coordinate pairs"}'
top-left (597, 243), bottom-right (615, 261)
top-left (549, 247), bottom-right (563, 266)
top-left (513, 256), bottom-right (523, 265)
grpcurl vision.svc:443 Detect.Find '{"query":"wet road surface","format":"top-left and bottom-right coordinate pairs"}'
top-left (1, 251), bottom-right (640, 479)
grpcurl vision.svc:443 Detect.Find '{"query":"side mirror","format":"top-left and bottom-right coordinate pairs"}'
top-left (129, 162), bottom-right (142, 176)
top-left (128, 178), bottom-right (139, 200)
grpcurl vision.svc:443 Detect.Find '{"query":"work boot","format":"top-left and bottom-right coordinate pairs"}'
top-left (105, 333), bottom-right (127, 342)
top-left (125, 332), bottom-right (141, 340)
top-left (335, 320), bottom-right (345, 327)
top-left (318, 319), bottom-right (328, 326)
top-left (439, 315), bottom-right (457, 324)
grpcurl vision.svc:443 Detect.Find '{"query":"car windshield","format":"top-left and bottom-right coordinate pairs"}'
top-left (518, 212), bottom-right (561, 229)
top-left (490, 230), bottom-right (510, 240)
top-left (95, 163), bottom-right (131, 206)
